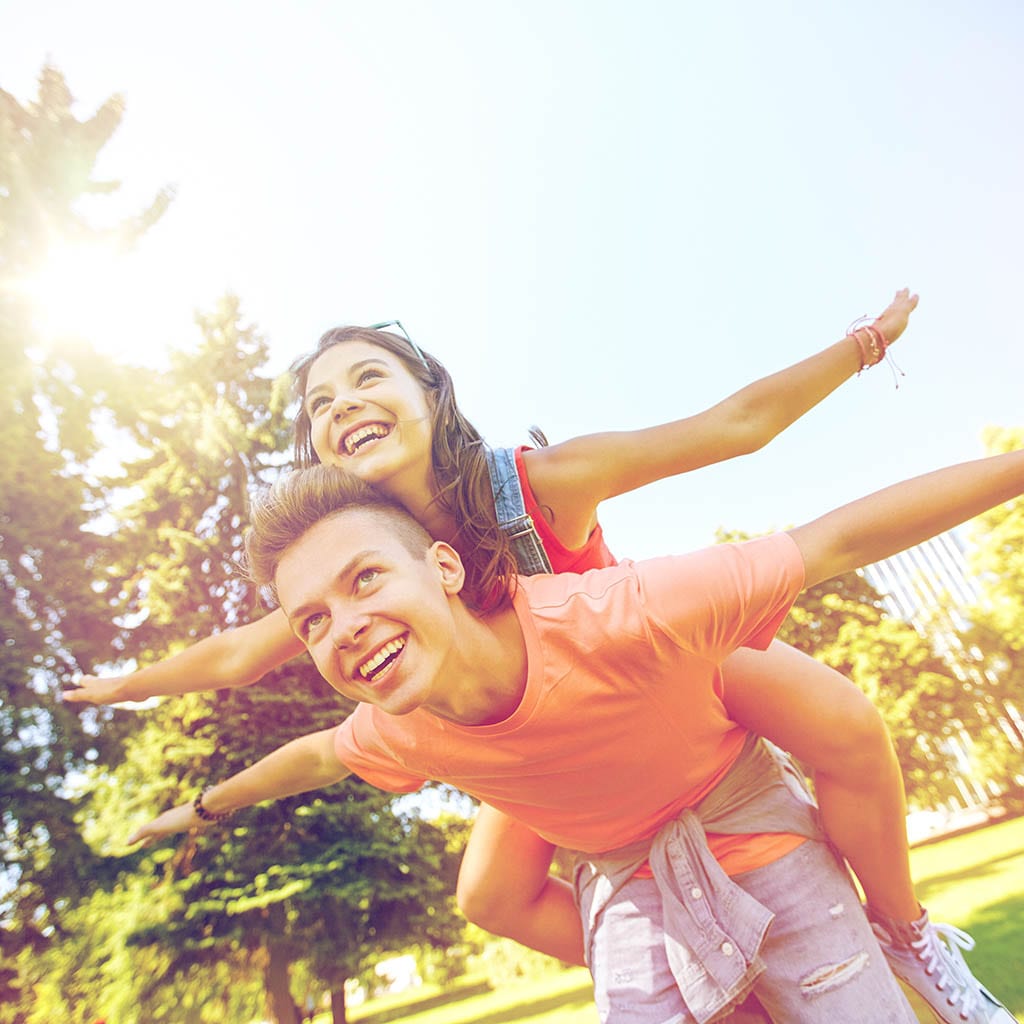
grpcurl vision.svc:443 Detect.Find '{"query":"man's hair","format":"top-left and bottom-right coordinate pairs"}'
top-left (244, 465), bottom-right (433, 598)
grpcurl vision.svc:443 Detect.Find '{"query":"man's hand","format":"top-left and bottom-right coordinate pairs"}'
top-left (128, 801), bottom-right (205, 848)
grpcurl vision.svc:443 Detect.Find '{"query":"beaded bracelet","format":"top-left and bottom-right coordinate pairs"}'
top-left (193, 787), bottom-right (235, 823)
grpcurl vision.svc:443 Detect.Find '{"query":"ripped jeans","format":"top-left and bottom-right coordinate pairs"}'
top-left (586, 838), bottom-right (917, 1024)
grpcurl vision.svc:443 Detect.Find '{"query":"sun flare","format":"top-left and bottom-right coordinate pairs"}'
top-left (12, 237), bottom-right (186, 366)
top-left (20, 240), bottom-right (122, 335)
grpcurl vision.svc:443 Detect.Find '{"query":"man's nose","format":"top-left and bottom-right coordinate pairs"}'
top-left (331, 608), bottom-right (370, 649)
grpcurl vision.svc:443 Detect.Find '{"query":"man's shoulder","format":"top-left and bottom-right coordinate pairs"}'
top-left (513, 535), bottom-right (802, 614)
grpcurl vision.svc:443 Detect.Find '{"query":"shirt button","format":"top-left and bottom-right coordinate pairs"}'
top-left (690, 886), bottom-right (703, 900)
top-left (721, 942), bottom-right (735, 957)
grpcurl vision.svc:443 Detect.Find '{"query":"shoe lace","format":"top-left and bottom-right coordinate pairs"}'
top-left (912, 921), bottom-right (982, 1019)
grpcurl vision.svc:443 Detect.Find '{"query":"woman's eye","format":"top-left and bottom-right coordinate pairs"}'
top-left (356, 368), bottom-right (384, 386)
top-left (308, 394), bottom-right (331, 415)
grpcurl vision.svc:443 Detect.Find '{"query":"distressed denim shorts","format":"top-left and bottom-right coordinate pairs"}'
top-left (587, 839), bottom-right (917, 1023)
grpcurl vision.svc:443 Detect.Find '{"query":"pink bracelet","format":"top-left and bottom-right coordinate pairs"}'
top-left (850, 329), bottom-right (871, 371)
top-left (862, 324), bottom-right (888, 366)
top-left (846, 316), bottom-right (904, 387)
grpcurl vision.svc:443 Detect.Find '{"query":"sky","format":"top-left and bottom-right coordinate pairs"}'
top-left (5, 0), bottom-right (1024, 559)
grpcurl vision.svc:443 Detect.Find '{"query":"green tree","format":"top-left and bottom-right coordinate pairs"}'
top-left (969, 426), bottom-right (1024, 646)
top-left (0, 65), bottom-right (170, 1017)
top-left (76, 300), bottom-right (464, 1024)
top-left (956, 425), bottom-right (1024, 797)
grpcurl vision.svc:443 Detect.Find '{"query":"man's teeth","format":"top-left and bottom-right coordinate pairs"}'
top-left (359, 637), bottom-right (406, 681)
top-left (344, 424), bottom-right (390, 455)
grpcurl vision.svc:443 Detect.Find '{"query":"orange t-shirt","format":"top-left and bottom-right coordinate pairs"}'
top-left (335, 532), bottom-right (807, 876)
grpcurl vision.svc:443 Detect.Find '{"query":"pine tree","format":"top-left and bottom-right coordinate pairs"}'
top-left (80, 300), bottom-right (463, 1023)
top-left (0, 66), bottom-right (170, 1017)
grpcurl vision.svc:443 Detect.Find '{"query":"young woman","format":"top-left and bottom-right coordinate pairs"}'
top-left (67, 292), bottom-right (1009, 1021)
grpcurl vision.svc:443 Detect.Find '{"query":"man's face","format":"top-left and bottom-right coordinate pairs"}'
top-left (275, 508), bottom-right (464, 716)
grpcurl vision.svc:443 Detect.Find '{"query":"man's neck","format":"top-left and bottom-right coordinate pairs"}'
top-left (427, 597), bottom-right (528, 727)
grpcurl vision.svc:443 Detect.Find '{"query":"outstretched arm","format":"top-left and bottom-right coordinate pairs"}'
top-left (128, 726), bottom-right (347, 846)
top-left (525, 289), bottom-right (918, 535)
top-left (63, 608), bottom-right (303, 705)
top-left (790, 447), bottom-right (1024, 588)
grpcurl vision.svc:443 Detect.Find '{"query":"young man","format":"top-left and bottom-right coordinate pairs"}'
top-left (134, 454), bottom-right (1024, 1024)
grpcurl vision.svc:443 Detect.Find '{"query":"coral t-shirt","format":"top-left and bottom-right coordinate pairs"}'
top-left (335, 533), bottom-right (807, 875)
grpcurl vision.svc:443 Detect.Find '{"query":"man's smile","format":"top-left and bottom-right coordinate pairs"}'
top-left (357, 634), bottom-right (408, 683)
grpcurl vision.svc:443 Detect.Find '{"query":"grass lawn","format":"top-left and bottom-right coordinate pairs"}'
top-left (337, 816), bottom-right (1024, 1024)
top-left (347, 968), bottom-right (598, 1024)
top-left (905, 814), bottom-right (1024, 1016)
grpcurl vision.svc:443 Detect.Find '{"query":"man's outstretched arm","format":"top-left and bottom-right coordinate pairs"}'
top-left (790, 447), bottom-right (1023, 589)
top-left (129, 726), bottom-right (348, 846)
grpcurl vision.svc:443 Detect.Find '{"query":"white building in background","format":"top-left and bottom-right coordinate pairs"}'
top-left (860, 531), bottom-right (1024, 815)
top-left (861, 531), bottom-right (980, 635)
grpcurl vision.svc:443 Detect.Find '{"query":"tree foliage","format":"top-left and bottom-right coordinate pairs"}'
top-left (3, 66), bottom-right (463, 1024)
top-left (0, 66), bottom-right (171, 1015)
top-left (70, 299), bottom-right (464, 1023)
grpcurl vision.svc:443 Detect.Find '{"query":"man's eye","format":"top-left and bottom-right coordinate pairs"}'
top-left (356, 568), bottom-right (380, 588)
top-left (304, 612), bottom-right (327, 636)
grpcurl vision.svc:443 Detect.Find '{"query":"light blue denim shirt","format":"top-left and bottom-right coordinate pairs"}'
top-left (572, 736), bottom-right (825, 1024)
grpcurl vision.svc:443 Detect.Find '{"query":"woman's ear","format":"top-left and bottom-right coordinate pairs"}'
top-left (431, 541), bottom-right (466, 596)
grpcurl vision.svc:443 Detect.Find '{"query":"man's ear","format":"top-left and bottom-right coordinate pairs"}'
top-left (430, 541), bottom-right (466, 596)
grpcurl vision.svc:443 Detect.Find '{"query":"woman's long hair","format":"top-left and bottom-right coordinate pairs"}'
top-left (290, 326), bottom-right (519, 610)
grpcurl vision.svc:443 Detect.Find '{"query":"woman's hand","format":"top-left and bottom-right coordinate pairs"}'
top-left (874, 287), bottom-right (919, 346)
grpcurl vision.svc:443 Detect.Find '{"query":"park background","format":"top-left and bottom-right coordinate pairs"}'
top-left (2, 2), bottom-right (1023, 1022)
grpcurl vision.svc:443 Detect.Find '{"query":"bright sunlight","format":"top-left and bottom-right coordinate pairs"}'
top-left (13, 236), bottom-right (188, 366)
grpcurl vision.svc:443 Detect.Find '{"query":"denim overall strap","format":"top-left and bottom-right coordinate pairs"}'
top-left (483, 446), bottom-right (553, 575)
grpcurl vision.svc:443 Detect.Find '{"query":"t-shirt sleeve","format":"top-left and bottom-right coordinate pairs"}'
top-left (334, 707), bottom-right (428, 795)
top-left (634, 533), bottom-right (805, 662)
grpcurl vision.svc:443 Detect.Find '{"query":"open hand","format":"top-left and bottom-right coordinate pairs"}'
top-left (874, 287), bottom-right (919, 346)
top-left (62, 674), bottom-right (129, 706)
top-left (128, 801), bottom-right (204, 848)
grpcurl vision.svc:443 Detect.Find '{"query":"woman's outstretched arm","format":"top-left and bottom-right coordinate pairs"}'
top-left (525, 288), bottom-right (918, 544)
top-left (63, 608), bottom-right (303, 705)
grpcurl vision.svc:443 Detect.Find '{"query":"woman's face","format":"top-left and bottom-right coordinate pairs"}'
top-left (304, 340), bottom-right (435, 496)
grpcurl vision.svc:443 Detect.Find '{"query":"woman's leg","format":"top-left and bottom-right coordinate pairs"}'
top-left (456, 803), bottom-right (586, 965)
top-left (721, 641), bottom-right (919, 920)
top-left (723, 642), bottom-right (1018, 1023)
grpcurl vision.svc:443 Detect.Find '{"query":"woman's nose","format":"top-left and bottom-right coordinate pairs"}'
top-left (331, 391), bottom-right (364, 420)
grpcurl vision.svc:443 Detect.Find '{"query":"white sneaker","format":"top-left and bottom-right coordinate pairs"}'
top-left (870, 907), bottom-right (1018, 1024)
